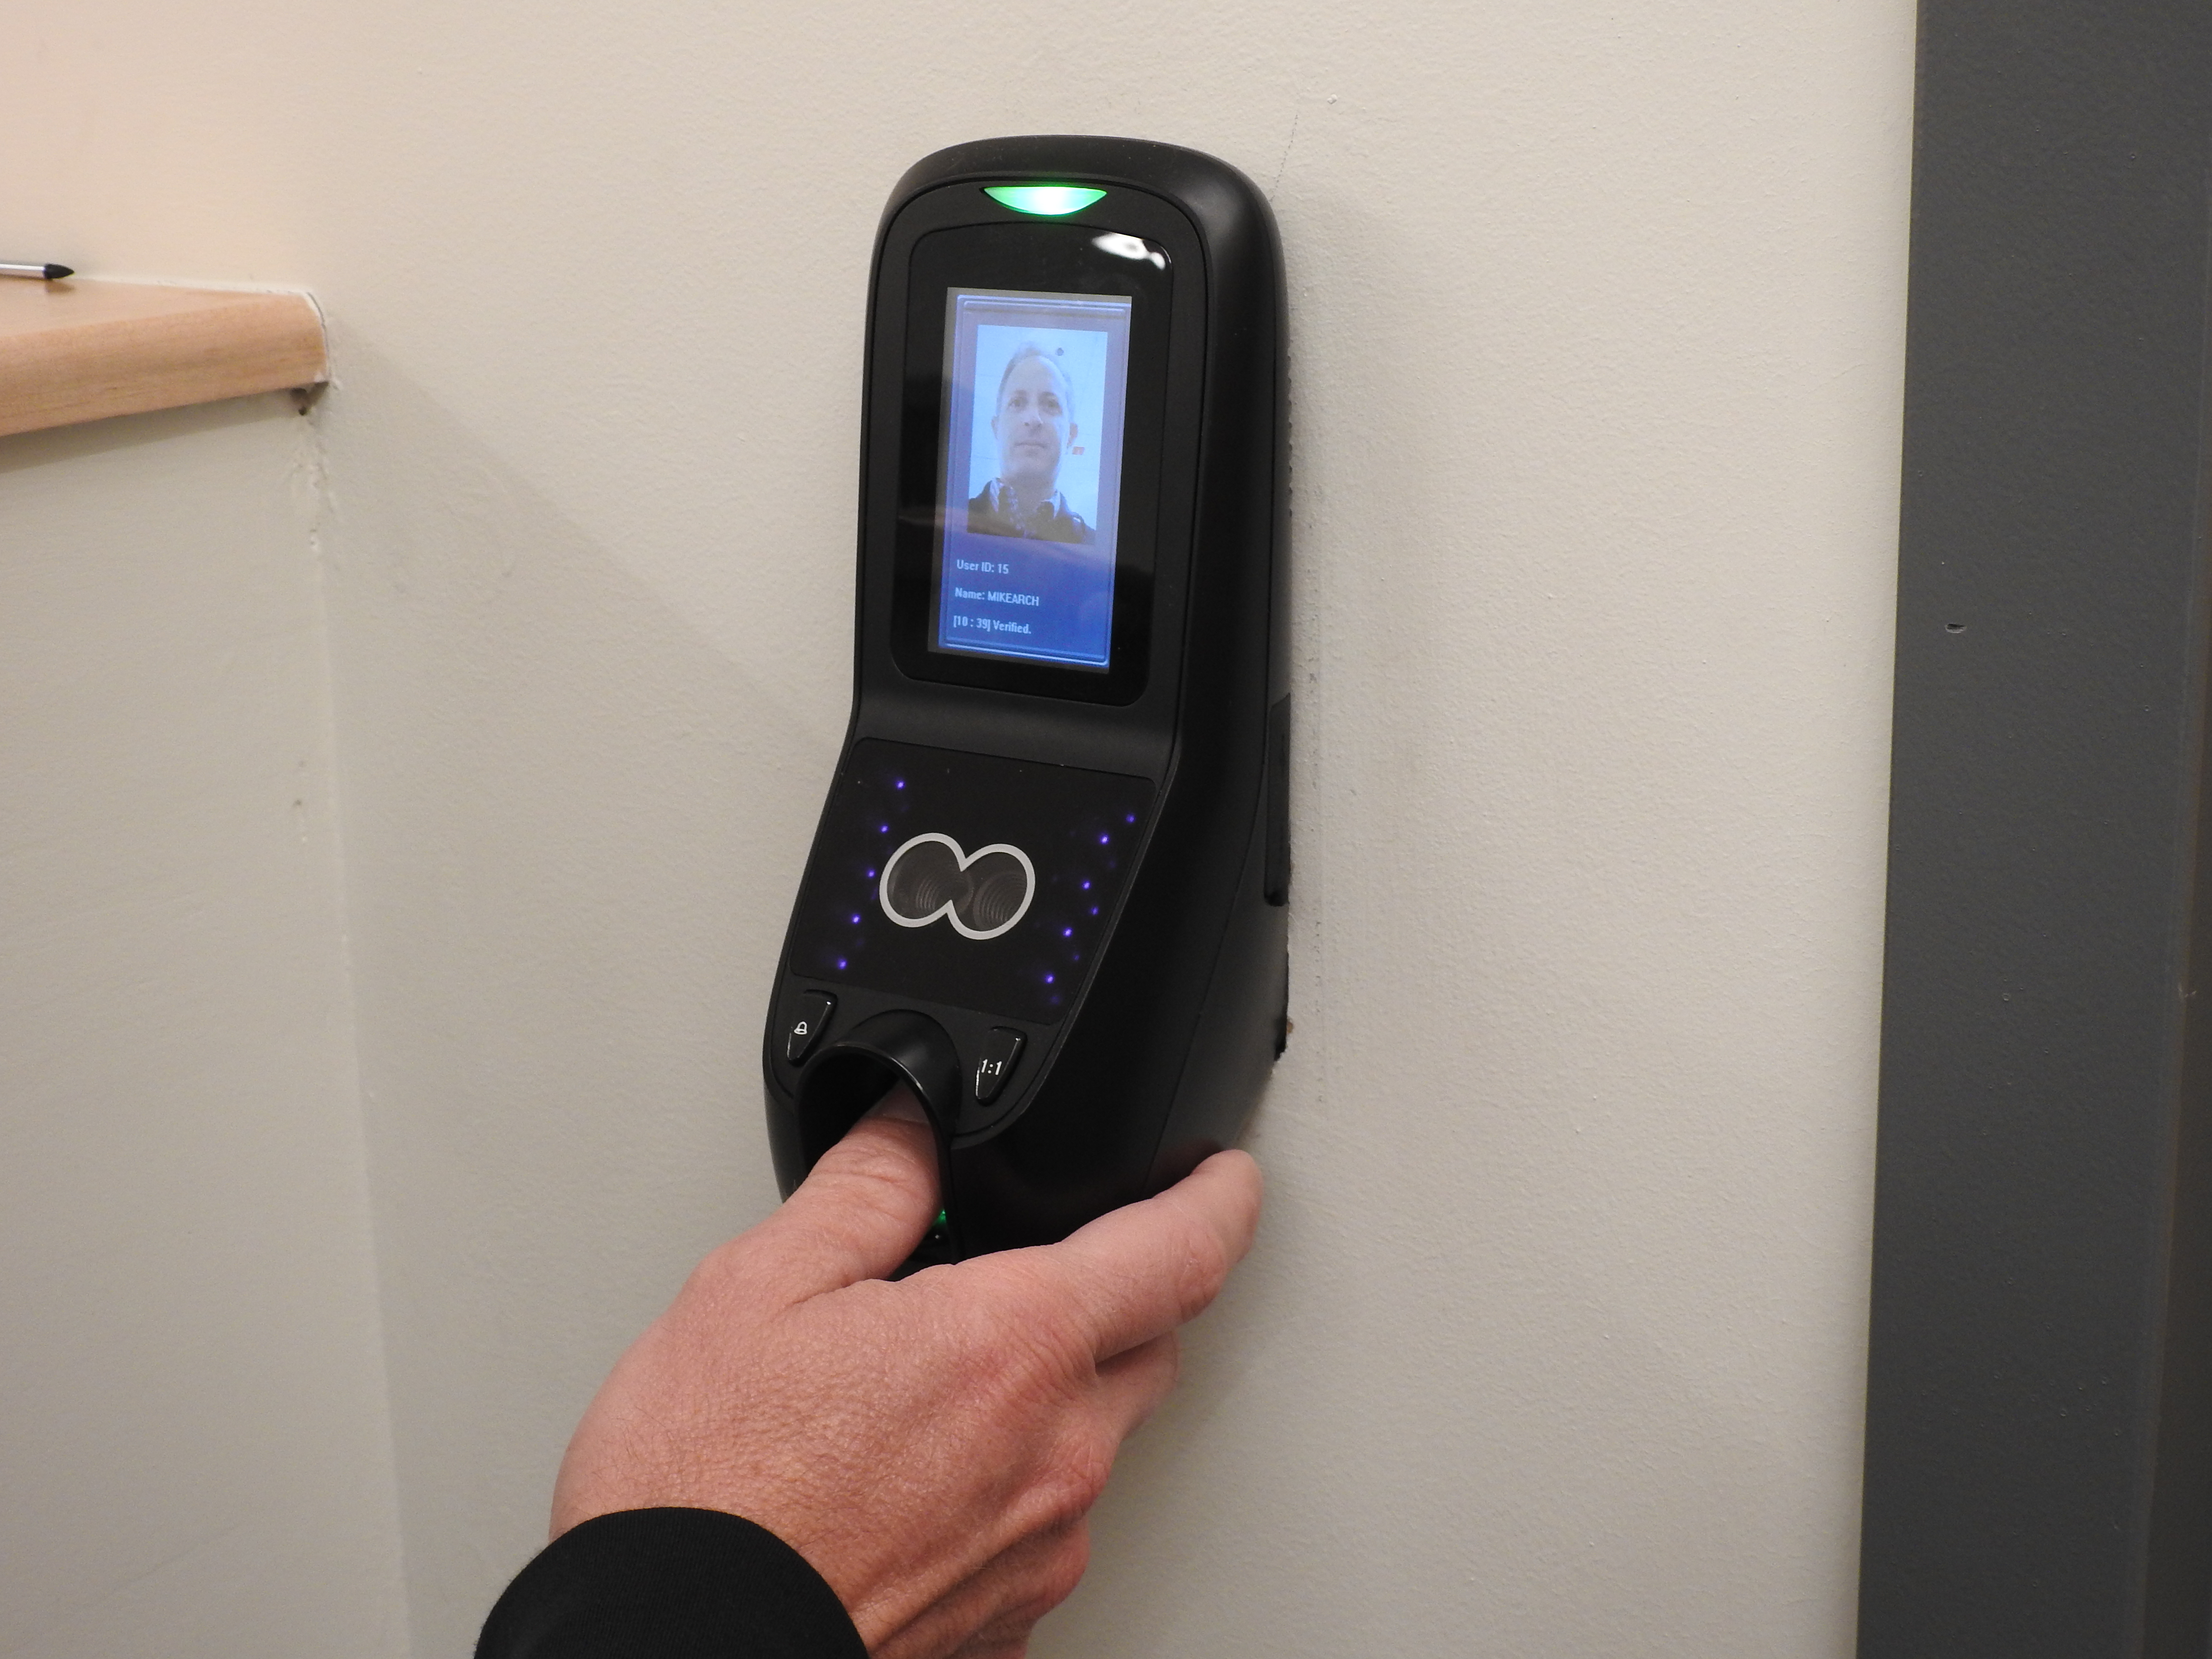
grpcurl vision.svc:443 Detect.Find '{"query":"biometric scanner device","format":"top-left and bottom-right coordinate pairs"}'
top-left (763, 136), bottom-right (1288, 1261)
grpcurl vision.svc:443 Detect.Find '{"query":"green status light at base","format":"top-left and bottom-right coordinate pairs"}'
top-left (984, 184), bottom-right (1106, 216)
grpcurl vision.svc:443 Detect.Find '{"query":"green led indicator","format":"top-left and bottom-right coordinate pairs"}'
top-left (984, 184), bottom-right (1106, 216)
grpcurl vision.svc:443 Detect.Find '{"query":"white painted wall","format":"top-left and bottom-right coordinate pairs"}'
top-left (1, 0), bottom-right (1912, 1654)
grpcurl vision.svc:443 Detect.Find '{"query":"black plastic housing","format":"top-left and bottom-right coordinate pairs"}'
top-left (762, 135), bottom-right (1288, 1258)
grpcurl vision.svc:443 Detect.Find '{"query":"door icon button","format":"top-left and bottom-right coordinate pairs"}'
top-left (786, 991), bottom-right (837, 1065)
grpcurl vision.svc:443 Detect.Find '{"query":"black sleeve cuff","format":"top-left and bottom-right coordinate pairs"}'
top-left (475, 1507), bottom-right (868, 1659)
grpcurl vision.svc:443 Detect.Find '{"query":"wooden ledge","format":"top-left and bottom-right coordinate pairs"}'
top-left (0, 280), bottom-right (326, 439)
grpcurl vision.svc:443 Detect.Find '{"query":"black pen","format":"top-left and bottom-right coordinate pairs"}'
top-left (0, 262), bottom-right (74, 280)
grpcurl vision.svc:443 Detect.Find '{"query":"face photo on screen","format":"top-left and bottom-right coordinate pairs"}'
top-left (936, 290), bottom-right (1132, 671)
top-left (966, 332), bottom-right (1104, 544)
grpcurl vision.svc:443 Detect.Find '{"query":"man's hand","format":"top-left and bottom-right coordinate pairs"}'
top-left (550, 1091), bottom-right (1263, 1659)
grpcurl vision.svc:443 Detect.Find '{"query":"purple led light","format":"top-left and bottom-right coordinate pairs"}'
top-left (866, 868), bottom-right (877, 879)
top-left (1098, 833), bottom-right (1109, 845)
top-left (1081, 880), bottom-right (1092, 891)
top-left (879, 824), bottom-right (889, 833)
top-left (1089, 906), bottom-right (1099, 915)
top-left (850, 914), bottom-right (862, 925)
top-left (1061, 927), bottom-right (1072, 938)
top-left (1125, 813), bottom-right (1136, 824)
top-left (836, 958), bottom-right (849, 970)
top-left (1044, 973), bottom-right (1056, 984)
top-left (894, 779), bottom-right (905, 790)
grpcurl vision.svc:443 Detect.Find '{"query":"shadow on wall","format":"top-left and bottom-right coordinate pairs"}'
top-left (309, 338), bottom-right (861, 1656)
top-left (0, 389), bottom-right (414, 1656)
top-left (0, 388), bottom-right (298, 475)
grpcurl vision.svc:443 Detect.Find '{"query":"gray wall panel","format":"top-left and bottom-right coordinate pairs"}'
top-left (1861, 1), bottom-right (2212, 1653)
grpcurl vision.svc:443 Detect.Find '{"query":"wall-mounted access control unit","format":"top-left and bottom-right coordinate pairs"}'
top-left (763, 135), bottom-right (1288, 1260)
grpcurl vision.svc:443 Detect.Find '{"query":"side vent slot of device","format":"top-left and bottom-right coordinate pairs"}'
top-left (1263, 695), bottom-right (1292, 906)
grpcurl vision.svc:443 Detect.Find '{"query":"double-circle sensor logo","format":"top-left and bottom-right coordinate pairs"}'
top-left (878, 833), bottom-right (1036, 940)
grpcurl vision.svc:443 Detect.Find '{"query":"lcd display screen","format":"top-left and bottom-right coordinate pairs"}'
top-left (934, 288), bottom-right (1133, 670)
